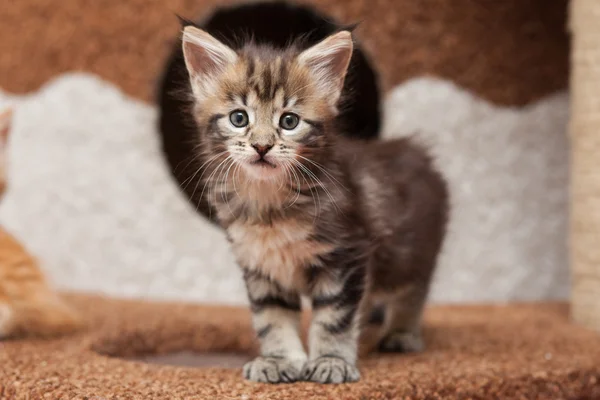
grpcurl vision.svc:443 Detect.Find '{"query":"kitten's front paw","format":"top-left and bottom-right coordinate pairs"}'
top-left (302, 356), bottom-right (360, 384)
top-left (243, 356), bottom-right (305, 384)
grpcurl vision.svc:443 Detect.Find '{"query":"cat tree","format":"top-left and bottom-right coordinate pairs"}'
top-left (570, 0), bottom-right (600, 333)
top-left (0, 0), bottom-right (599, 398)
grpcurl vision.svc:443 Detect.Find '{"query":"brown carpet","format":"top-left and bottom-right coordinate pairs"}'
top-left (1, 294), bottom-right (599, 399)
top-left (0, 0), bottom-right (568, 106)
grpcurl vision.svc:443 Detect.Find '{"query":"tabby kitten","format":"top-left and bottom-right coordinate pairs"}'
top-left (181, 27), bottom-right (448, 384)
top-left (0, 109), bottom-right (83, 339)
top-left (158, 2), bottom-right (381, 225)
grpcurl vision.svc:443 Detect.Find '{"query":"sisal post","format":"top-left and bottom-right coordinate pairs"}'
top-left (570, 0), bottom-right (600, 331)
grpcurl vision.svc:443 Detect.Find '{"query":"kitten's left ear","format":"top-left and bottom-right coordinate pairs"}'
top-left (182, 26), bottom-right (238, 98)
top-left (0, 108), bottom-right (12, 144)
top-left (298, 31), bottom-right (354, 109)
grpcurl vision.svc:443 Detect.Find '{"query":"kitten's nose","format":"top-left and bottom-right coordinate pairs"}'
top-left (252, 144), bottom-right (273, 158)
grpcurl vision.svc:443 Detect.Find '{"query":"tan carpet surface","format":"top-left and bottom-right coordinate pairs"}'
top-left (1, 294), bottom-right (599, 399)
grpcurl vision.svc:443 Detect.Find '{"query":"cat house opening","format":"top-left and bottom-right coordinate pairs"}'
top-left (129, 351), bottom-right (250, 368)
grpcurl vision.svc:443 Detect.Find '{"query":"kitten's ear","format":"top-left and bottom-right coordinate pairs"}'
top-left (298, 31), bottom-right (354, 109)
top-left (182, 26), bottom-right (237, 96)
top-left (0, 108), bottom-right (12, 144)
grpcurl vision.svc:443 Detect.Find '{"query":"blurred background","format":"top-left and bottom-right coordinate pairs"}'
top-left (0, 0), bottom-right (570, 305)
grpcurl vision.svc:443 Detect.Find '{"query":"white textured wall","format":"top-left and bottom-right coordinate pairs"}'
top-left (381, 78), bottom-right (569, 302)
top-left (0, 73), bottom-right (569, 305)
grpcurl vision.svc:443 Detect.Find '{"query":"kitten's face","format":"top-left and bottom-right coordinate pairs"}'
top-left (0, 109), bottom-right (11, 197)
top-left (195, 53), bottom-right (331, 182)
top-left (182, 27), bottom-right (353, 182)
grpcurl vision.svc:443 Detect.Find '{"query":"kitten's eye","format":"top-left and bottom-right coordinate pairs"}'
top-left (279, 113), bottom-right (300, 131)
top-left (229, 110), bottom-right (249, 128)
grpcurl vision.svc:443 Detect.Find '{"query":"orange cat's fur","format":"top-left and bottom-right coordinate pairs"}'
top-left (0, 108), bottom-right (83, 339)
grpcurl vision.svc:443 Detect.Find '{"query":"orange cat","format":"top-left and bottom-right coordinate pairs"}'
top-left (0, 108), bottom-right (83, 338)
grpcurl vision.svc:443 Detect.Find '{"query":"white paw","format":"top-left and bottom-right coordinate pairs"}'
top-left (243, 356), bottom-right (305, 384)
top-left (0, 303), bottom-right (14, 339)
top-left (302, 356), bottom-right (360, 384)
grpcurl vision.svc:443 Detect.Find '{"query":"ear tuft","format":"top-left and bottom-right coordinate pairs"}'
top-left (176, 14), bottom-right (195, 28)
top-left (181, 26), bottom-right (238, 88)
top-left (298, 31), bottom-right (354, 108)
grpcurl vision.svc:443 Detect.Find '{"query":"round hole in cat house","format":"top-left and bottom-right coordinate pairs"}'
top-left (87, 300), bottom-right (258, 370)
top-left (129, 351), bottom-right (251, 368)
top-left (92, 330), bottom-right (255, 369)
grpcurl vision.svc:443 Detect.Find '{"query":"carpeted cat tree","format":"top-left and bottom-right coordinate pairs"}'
top-left (1, 0), bottom-right (600, 399)
top-left (570, 0), bottom-right (600, 335)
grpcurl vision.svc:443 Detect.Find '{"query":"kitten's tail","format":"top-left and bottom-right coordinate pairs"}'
top-left (0, 293), bottom-right (85, 339)
top-left (0, 108), bottom-right (12, 141)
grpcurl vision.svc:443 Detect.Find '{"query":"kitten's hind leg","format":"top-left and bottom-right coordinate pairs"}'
top-left (377, 284), bottom-right (428, 353)
top-left (357, 297), bottom-right (387, 356)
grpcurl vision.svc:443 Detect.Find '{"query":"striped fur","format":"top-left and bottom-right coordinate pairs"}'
top-left (182, 27), bottom-right (449, 384)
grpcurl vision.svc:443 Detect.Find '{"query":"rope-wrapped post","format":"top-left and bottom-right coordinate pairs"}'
top-left (570, 0), bottom-right (600, 331)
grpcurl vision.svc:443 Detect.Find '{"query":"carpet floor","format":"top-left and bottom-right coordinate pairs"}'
top-left (0, 294), bottom-right (599, 399)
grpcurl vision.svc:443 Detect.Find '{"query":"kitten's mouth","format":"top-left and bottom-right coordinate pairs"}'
top-left (243, 157), bottom-right (281, 180)
top-left (250, 158), bottom-right (277, 169)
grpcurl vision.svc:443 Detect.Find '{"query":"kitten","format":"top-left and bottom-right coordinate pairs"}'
top-left (0, 109), bottom-right (83, 339)
top-left (158, 2), bottom-right (381, 225)
top-left (181, 27), bottom-right (448, 383)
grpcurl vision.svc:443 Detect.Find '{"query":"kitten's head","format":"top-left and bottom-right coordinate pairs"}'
top-left (182, 27), bottom-right (353, 181)
top-left (0, 108), bottom-right (11, 197)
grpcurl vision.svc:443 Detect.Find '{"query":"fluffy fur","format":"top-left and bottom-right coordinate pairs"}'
top-left (181, 27), bottom-right (448, 384)
top-left (158, 2), bottom-right (381, 224)
top-left (0, 108), bottom-right (82, 339)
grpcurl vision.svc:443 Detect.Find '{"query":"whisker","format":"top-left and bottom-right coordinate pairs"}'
top-left (278, 161), bottom-right (292, 202)
top-left (289, 158), bottom-right (322, 220)
top-left (292, 159), bottom-right (342, 215)
top-left (232, 158), bottom-right (243, 200)
top-left (221, 157), bottom-right (238, 217)
top-left (173, 141), bottom-right (206, 174)
top-left (295, 155), bottom-right (349, 192)
top-left (197, 155), bottom-right (232, 211)
top-left (211, 157), bottom-right (235, 211)
top-left (283, 160), bottom-right (302, 209)
top-left (183, 151), bottom-right (228, 192)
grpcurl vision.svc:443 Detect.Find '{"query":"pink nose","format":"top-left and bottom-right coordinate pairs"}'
top-left (252, 144), bottom-right (273, 157)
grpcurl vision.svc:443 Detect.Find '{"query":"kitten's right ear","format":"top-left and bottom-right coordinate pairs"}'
top-left (182, 26), bottom-right (237, 95)
top-left (0, 108), bottom-right (12, 144)
top-left (298, 31), bottom-right (353, 110)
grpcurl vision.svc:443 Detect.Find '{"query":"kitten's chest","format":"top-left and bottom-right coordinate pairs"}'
top-left (227, 219), bottom-right (333, 290)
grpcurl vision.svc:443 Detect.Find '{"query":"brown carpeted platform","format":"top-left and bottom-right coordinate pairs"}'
top-left (1, 294), bottom-right (599, 399)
